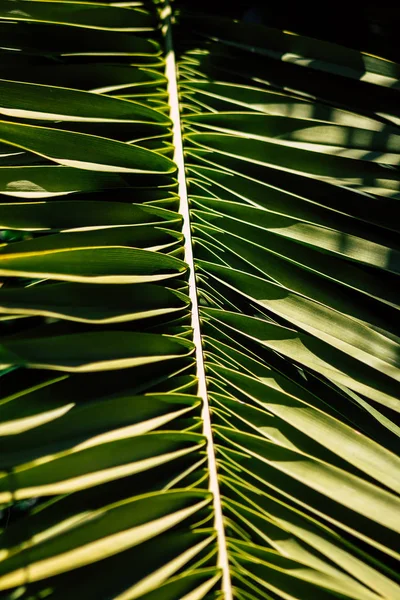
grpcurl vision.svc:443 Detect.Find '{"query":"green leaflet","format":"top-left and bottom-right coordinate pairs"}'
top-left (221, 480), bottom-right (399, 599)
top-left (0, 331), bottom-right (194, 371)
top-left (193, 220), bottom-right (400, 337)
top-left (180, 81), bottom-right (391, 128)
top-left (136, 570), bottom-right (221, 600)
top-left (191, 195), bottom-right (400, 274)
top-left (204, 334), bottom-right (400, 446)
top-left (229, 543), bottom-right (375, 600)
top-left (0, 392), bottom-right (200, 446)
top-left (0, 246), bottom-right (186, 283)
top-left (0, 0), bottom-right (155, 31)
top-left (0, 431), bottom-right (205, 501)
top-left (218, 446), bottom-right (400, 563)
top-left (0, 20), bottom-right (160, 57)
top-left (208, 368), bottom-right (400, 494)
top-left (0, 165), bottom-right (177, 198)
top-left (0, 79), bottom-right (171, 124)
top-left (0, 490), bottom-right (212, 586)
top-left (0, 365), bottom-right (198, 435)
top-left (0, 282), bottom-right (189, 323)
top-left (185, 133), bottom-right (399, 180)
top-left (0, 202), bottom-right (180, 230)
top-left (187, 164), bottom-right (400, 232)
top-left (0, 64), bottom-right (167, 93)
top-left (0, 121), bottom-right (175, 173)
top-left (185, 112), bottom-right (400, 155)
top-left (179, 15), bottom-right (400, 123)
top-left (199, 262), bottom-right (400, 380)
top-left (0, 227), bottom-right (183, 258)
top-left (181, 15), bottom-right (400, 82)
top-left (2, 531), bottom-right (216, 600)
top-left (219, 426), bottom-right (400, 532)
top-left (202, 305), bottom-right (400, 410)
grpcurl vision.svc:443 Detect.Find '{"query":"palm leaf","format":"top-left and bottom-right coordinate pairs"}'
top-left (0, 1), bottom-right (399, 599)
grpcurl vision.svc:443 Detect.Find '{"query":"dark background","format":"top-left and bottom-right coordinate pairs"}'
top-left (176, 1), bottom-right (400, 62)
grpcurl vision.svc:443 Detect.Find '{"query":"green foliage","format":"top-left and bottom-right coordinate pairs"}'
top-left (0, 1), bottom-right (399, 599)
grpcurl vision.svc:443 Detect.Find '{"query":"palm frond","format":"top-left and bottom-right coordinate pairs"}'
top-left (0, 1), bottom-right (399, 599)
